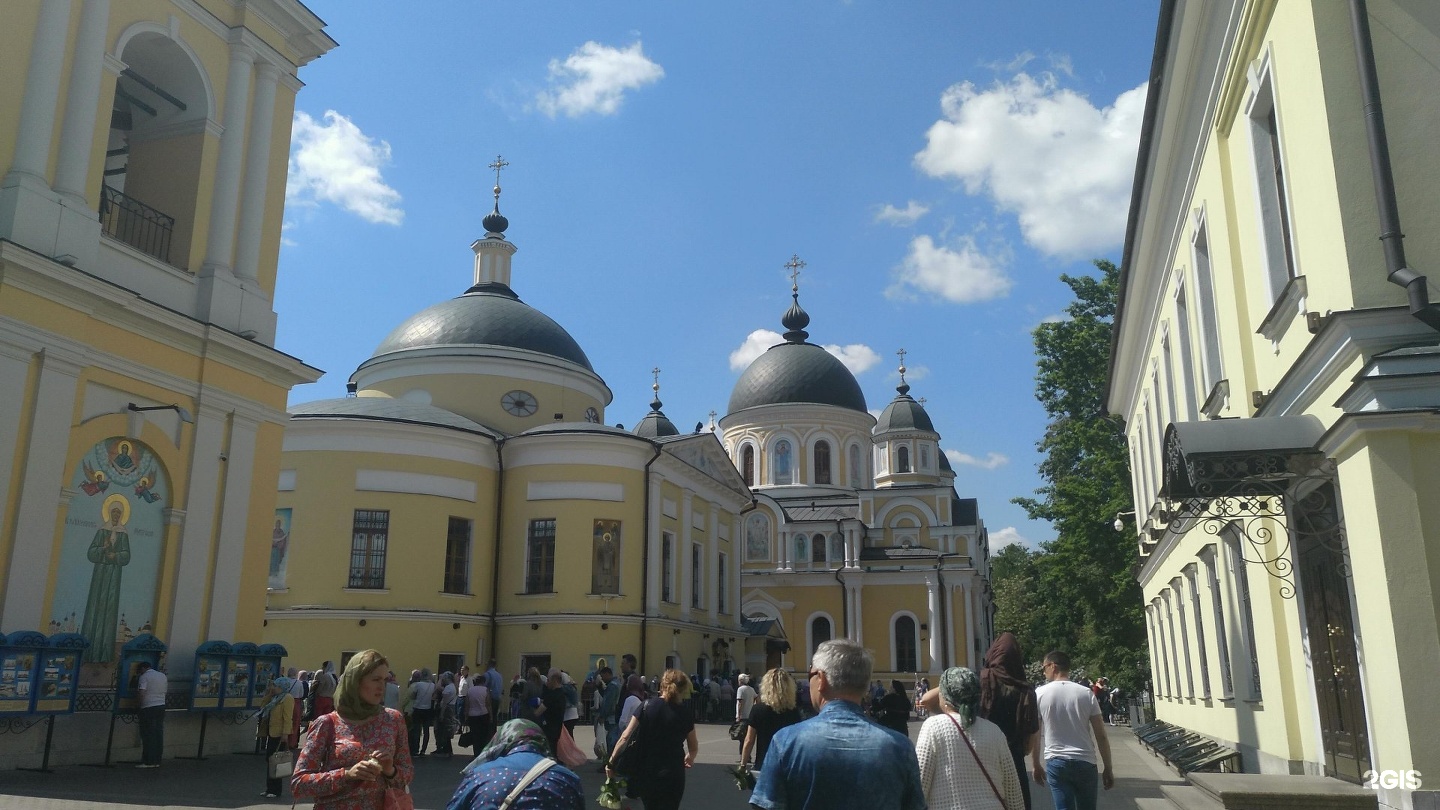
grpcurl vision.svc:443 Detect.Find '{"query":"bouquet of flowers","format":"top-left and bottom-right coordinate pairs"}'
top-left (597, 773), bottom-right (627, 809)
top-left (730, 764), bottom-right (757, 791)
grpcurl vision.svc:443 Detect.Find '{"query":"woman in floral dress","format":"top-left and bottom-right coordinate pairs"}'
top-left (292, 650), bottom-right (414, 809)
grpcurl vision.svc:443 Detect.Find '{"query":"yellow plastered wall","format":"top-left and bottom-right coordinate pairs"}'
top-left (361, 374), bottom-right (605, 435)
top-left (0, 4), bottom-right (43, 175)
top-left (859, 583), bottom-right (931, 675)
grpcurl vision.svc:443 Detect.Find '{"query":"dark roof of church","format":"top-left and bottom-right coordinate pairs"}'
top-left (875, 386), bottom-right (935, 433)
top-left (372, 282), bottom-right (593, 371)
top-left (728, 341), bottom-right (867, 414)
top-left (633, 398), bottom-right (680, 438)
top-left (288, 397), bottom-right (497, 437)
top-left (781, 504), bottom-right (860, 522)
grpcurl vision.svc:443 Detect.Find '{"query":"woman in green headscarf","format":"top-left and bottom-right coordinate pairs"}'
top-left (292, 650), bottom-right (413, 809)
top-left (914, 667), bottom-right (1024, 810)
top-left (449, 719), bottom-right (584, 809)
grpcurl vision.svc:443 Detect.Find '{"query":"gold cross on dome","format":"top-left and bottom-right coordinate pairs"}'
top-left (488, 155), bottom-right (510, 204)
top-left (651, 366), bottom-right (661, 395)
top-left (785, 254), bottom-right (806, 293)
top-left (896, 348), bottom-right (908, 380)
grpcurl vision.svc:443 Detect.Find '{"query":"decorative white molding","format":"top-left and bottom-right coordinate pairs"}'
top-left (1255, 275), bottom-right (1307, 350)
top-left (526, 481), bottom-right (623, 502)
top-left (356, 469), bottom-right (477, 502)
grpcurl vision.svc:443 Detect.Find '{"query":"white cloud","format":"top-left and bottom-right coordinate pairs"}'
top-left (288, 111), bottom-right (403, 225)
top-left (889, 364), bottom-right (929, 382)
top-left (989, 526), bottom-right (1030, 551)
top-left (875, 201), bottom-right (930, 226)
top-left (887, 234), bottom-right (1012, 303)
top-left (280, 220), bottom-right (298, 247)
top-left (729, 330), bottom-right (880, 375)
top-left (945, 449), bottom-right (1009, 470)
top-left (825, 343), bottom-right (881, 374)
top-left (914, 73), bottom-right (1146, 258)
top-left (535, 41), bottom-right (664, 118)
top-left (729, 329), bottom-right (783, 371)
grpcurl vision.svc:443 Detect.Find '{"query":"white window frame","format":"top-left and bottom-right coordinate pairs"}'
top-left (1200, 544), bottom-right (1234, 699)
top-left (1169, 579), bottom-right (1194, 699)
top-left (1190, 208), bottom-right (1224, 395)
top-left (1184, 563), bottom-right (1211, 699)
top-left (1244, 49), bottom-right (1301, 304)
top-left (890, 611), bottom-right (921, 673)
top-left (1172, 274), bottom-right (1199, 422)
top-left (807, 611), bottom-right (836, 657)
top-left (661, 530), bottom-right (676, 603)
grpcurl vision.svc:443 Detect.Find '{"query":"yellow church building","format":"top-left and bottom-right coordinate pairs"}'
top-left (266, 192), bottom-right (994, 684)
top-left (0, 0), bottom-right (332, 769)
top-left (1109, 1), bottom-right (1440, 808)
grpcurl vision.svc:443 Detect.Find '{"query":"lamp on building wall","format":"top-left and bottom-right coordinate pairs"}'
top-left (1113, 510), bottom-right (1136, 532)
top-left (128, 402), bottom-right (194, 423)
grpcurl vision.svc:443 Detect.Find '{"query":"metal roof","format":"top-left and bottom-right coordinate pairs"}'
top-left (727, 341), bottom-right (867, 414)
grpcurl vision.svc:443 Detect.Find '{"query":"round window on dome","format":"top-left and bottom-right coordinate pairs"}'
top-left (501, 390), bottom-right (538, 417)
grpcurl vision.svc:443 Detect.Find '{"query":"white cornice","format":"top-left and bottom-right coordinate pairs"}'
top-left (506, 430), bottom-right (654, 470)
top-left (652, 453), bottom-right (750, 511)
top-left (282, 418), bottom-right (497, 467)
top-left (1317, 410), bottom-right (1440, 458)
top-left (266, 608), bottom-right (489, 624)
top-left (720, 403), bottom-right (877, 433)
top-left (354, 349), bottom-right (612, 407)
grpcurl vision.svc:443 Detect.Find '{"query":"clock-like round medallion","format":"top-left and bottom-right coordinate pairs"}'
top-left (501, 390), bottom-right (538, 417)
top-left (584, 407), bottom-right (600, 423)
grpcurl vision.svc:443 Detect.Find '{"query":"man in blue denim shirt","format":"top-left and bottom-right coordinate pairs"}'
top-left (751, 639), bottom-right (925, 810)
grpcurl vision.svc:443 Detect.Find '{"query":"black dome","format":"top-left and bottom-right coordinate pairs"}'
top-left (728, 341), bottom-right (867, 414)
top-left (876, 389), bottom-right (935, 433)
top-left (373, 283), bottom-right (593, 371)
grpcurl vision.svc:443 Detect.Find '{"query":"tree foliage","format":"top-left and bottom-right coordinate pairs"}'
top-left (1000, 259), bottom-right (1149, 691)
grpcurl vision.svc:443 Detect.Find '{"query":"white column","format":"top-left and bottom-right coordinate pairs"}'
top-left (851, 580), bottom-right (863, 645)
top-left (0, 347), bottom-right (34, 551)
top-left (6, 0), bottom-right (72, 184)
top-left (645, 472), bottom-right (662, 613)
top-left (680, 491), bottom-right (694, 620)
top-left (730, 515), bottom-right (741, 624)
top-left (201, 43), bottom-right (255, 275)
top-left (206, 414), bottom-right (258, 640)
top-left (0, 349), bottom-right (83, 628)
top-left (966, 579), bottom-right (978, 670)
top-left (778, 529), bottom-right (789, 572)
top-left (53, 0), bottom-right (111, 204)
top-left (926, 573), bottom-right (942, 674)
top-left (942, 581), bottom-right (955, 668)
top-left (232, 61), bottom-right (280, 282)
top-left (708, 510), bottom-right (719, 622)
top-left (166, 402), bottom-right (228, 666)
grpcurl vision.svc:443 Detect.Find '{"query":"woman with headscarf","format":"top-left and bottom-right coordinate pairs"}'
top-left (877, 680), bottom-right (913, 736)
top-left (436, 671), bottom-right (458, 758)
top-left (313, 661), bottom-right (338, 718)
top-left (448, 719), bottom-right (584, 810)
top-left (605, 669), bottom-right (698, 810)
top-left (259, 676), bottom-right (295, 799)
top-left (740, 667), bottom-right (801, 772)
top-left (980, 632), bottom-right (1041, 810)
top-left (915, 667), bottom-right (1023, 810)
top-left (292, 650), bottom-right (413, 810)
top-left (615, 674), bottom-right (647, 735)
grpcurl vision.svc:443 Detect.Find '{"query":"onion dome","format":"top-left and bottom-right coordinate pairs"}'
top-left (875, 383), bottom-right (935, 432)
top-left (728, 304), bottom-right (865, 414)
top-left (371, 282), bottom-right (594, 371)
top-left (633, 373), bottom-right (679, 438)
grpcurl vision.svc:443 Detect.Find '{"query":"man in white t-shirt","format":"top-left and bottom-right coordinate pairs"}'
top-left (1032, 650), bottom-right (1113, 810)
top-left (135, 661), bottom-right (168, 768)
top-left (735, 673), bottom-right (758, 757)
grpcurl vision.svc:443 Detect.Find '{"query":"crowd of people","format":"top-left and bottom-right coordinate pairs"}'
top-left (239, 632), bottom-right (1118, 810)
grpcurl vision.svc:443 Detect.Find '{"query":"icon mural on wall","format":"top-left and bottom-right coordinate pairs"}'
top-left (745, 513), bottom-right (770, 562)
top-left (591, 519), bottom-right (621, 594)
top-left (51, 437), bottom-right (167, 685)
top-left (269, 508), bottom-right (292, 589)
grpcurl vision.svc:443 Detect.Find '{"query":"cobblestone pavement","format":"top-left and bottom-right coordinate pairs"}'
top-left (0, 719), bottom-right (1185, 809)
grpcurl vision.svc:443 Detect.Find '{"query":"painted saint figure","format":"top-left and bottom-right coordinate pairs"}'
top-left (270, 518), bottom-right (289, 578)
top-left (82, 495), bottom-right (132, 663)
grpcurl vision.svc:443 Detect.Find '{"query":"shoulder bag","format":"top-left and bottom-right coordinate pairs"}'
top-left (945, 713), bottom-right (1009, 810)
top-left (609, 699), bottom-right (649, 776)
top-left (267, 748), bottom-right (293, 779)
top-left (500, 758), bottom-right (557, 809)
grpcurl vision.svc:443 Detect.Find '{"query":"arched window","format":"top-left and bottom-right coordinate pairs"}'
top-left (742, 445), bottom-right (755, 486)
top-left (814, 440), bottom-right (832, 485)
top-left (919, 444), bottom-right (930, 470)
top-left (794, 534), bottom-right (809, 565)
top-left (810, 616), bottom-right (832, 655)
top-left (894, 615), bottom-right (918, 672)
top-left (848, 444), bottom-right (863, 488)
top-left (829, 533), bottom-right (844, 566)
top-left (745, 513), bottom-right (771, 562)
top-left (897, 446), bottom-right (911, 473)
top-left (811, 533), bottom-right (825, 563)
top-left (773, 440), bottom-right (794, 485)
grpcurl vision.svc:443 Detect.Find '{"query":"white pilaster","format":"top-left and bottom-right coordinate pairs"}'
top-left (680, 490), bottom-right (694, 620)
top-left (942, 581), bottom-right (954, 668)
top-left (965, 579), bottom-right (978, 670)
top-left (53, 0), bottom-right (111, 204)
top-left (167, 402), bottom-right (227, 665)
top-left (0, 0), bottom-right (72, 252)
top-left (851, 580), bottom-right (863, 644)
top-left (730, 515), bottom-right (741, 624)
top-left (472, 236), bottom-right (517, 287)
top-left (708, 510), bottom-right (719, 622)
top-left (232, 62), bottom-right (280, 282)
top-left (201, 43), bottom-right (255, 277)
top-left (206, 413), bottom-right (258, 640)
top-left (646, 472), bottom-right (662, 613)
top-left (0, 349), bottom-right (83, 628)
top-left (778, 529), bottom-right (789, 572)
top-left (926, 573), bottom-right (942, 673)
top-left (0, 346), bottom-right (36, 589)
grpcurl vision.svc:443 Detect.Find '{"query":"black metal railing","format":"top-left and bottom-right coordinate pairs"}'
top-left (100, 184), bottom-right (174, 264)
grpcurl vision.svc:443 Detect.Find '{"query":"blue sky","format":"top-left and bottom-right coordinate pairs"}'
top-left (275, 1), bottom-right (1159, 551)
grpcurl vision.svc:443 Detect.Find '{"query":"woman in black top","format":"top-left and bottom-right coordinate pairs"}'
top-left (878, 680), bottom-right (912, 736)
top-left (606, 669), bottom-right (698, 810)
top-left (740, 668), bottom-right (802, 771)
top-left (539, 668), bottom-right (568, 755)
top-left (979, 632), bottom-right (1040, 810)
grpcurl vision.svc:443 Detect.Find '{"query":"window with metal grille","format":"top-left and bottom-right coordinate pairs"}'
top-left (894, 615), bottom-right (918, 672)
top-left (717, 552), bottom-right (727, 613)
top-left (349, 510), bottom-right (389, 589)
top-left (662, 532), bottom-right (675, 603)
top-left (692, 543), bottom-right (703, 608)
top-left (525, 519), bottom-right (556, 593)
top-left (444, 517), bottom-right (472, 594)
top-left (742, 445), bottom-right (755, 486)
top-left (814, 440), bottom-right (831, 484)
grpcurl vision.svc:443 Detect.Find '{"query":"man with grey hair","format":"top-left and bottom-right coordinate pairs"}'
top-left (735, 672), bottom-right (757, 757)
top-left (751, 639), bottom-right (925, 810)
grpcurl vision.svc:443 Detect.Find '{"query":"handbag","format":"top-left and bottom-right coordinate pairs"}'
top-left (945, 713), bottom-right (1010, 810)
top-left (266, 749), bottom-right (293, 779)
top-left (609, 701), bottom-right (648, 776)
top-left (728, 721), bottom-right (745, 741)
top-left (556, 724), bottom-right (588, 769)
top-left (501, 758), bottom-right (557, 809)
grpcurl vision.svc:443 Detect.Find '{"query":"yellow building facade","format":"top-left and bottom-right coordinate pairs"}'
top-left (0, 0), bottom-right (332, 768)
top-left (1109, 2), bottom-right (1440, 807)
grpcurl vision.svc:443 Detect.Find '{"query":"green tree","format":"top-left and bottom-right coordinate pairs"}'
top-left (1009, 259), bottom-right (1149, 692)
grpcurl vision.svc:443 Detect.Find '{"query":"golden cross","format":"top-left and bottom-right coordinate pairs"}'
top-left (651, 366), bottom-right (661, 395)
top-left (488, 155), bottom-right (509, 204)
top-left (896, 348), bottom-right (908, 381)
top-left (785, 254), bottom-right (806, 293)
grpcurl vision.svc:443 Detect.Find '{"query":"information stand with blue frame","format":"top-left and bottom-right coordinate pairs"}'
top-left (226, 641), bottom-right (260, 709)
top-left (189, 640), bottom-right (230, 711)
top-left (252, 643), bottom-right (288, 709)
top-left (0, 630), bottom-right (91, 772)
